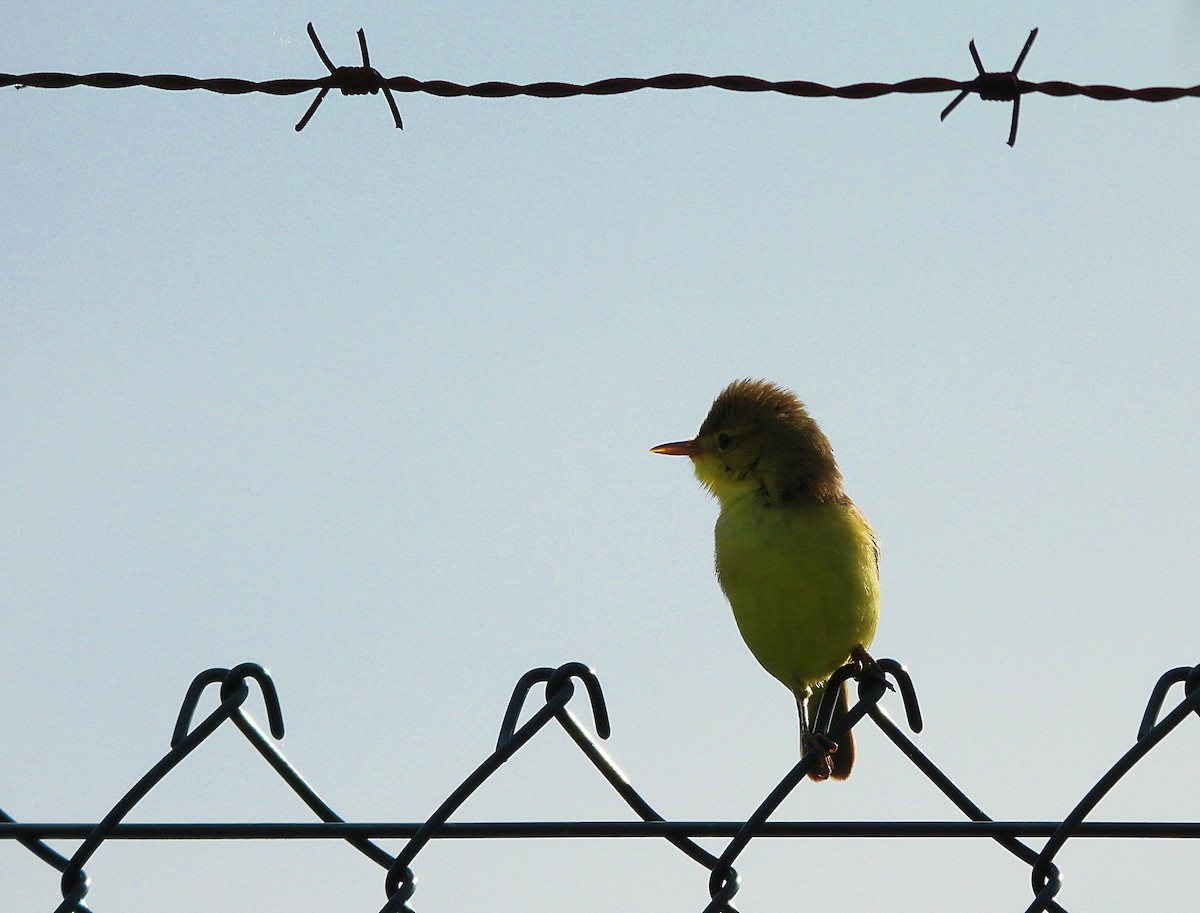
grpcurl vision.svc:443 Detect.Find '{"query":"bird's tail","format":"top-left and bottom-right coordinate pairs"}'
top-left (803, 679), bottom-right (855, 781)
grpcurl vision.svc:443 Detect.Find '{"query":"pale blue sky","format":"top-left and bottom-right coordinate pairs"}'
top-left (4, 2), bottom-right (1200, 911)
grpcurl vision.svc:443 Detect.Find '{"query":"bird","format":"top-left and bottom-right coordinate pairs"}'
top-left (652, 379), bottom-right (879, 780)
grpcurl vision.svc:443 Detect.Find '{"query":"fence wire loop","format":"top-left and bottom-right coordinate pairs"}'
top-left (497, 665), bottom-right (558, 747)
top-left (707, 869), bottom-right (741, 912)
top-left (547, 662), bottom-right (612, 739)
top-left (295, 22), bottom-right (402, 132)
top-left (1137, 662), bottom-right (1200, 738)
top-left (497, 662), bottom-right (611, 747)
top-left (814, 657), bottom-right (922, 735)
top-left (57, 872), bottom-right (91, 913)
top-left (876, 659), bottom-right (924, 733)
top-left (940, 27), bottom-right (1038, 146)
top-left (172, 662), bottom-right (284, 746)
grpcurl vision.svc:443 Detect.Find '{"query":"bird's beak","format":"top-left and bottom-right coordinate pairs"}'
top-left (650, 439), bottom-right (702, 457)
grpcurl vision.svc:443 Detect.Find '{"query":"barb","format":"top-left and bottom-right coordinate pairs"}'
top-left (940, 28), bottom-right (1038, 145)
top-left (294, 23), bottom-right (402, 131)
top-left (5, 25), bottom-right (1200, 143)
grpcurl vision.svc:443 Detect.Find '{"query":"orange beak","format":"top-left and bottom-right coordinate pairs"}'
top-left (650, 439), bottom-right (702, 457)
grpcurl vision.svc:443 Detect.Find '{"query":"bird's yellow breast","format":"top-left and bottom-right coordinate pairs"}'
top-left (714, 495), bottom-right (879, 695)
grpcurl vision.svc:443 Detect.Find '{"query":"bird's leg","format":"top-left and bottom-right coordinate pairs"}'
top-left (796, 689), bottom-right (837, 780)
top-left (850, 645), bottom-right (893, 692)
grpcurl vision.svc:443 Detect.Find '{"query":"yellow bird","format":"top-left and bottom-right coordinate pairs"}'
top-left (652, 379), bottom-right (879, 780)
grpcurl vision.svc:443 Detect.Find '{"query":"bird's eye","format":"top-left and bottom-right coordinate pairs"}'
top-left (716, 433), bottom-right (734, 451)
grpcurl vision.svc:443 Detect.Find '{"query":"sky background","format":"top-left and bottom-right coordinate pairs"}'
top-left (4, 1), bottom-right (1200, 911)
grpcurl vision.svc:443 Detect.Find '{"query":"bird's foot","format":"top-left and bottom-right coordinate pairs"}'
top-left (851, 646), bottom-right (894, 692)
top-left (801, 730), bottom-right (839, 780)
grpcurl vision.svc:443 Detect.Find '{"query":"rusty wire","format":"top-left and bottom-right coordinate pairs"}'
top-left (2, 657), bottom-right (1198, 913)
top-left (3, 24), bottom-right (1200, 144)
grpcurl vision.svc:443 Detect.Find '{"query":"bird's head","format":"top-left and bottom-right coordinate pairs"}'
top-left (652, 379), bottom-right (844, 506)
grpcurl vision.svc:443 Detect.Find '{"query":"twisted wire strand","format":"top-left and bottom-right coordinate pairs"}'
top-left (4, 23), bottom-right (1199, 142)
top-left (7, 70), bottom-right (1200, 102)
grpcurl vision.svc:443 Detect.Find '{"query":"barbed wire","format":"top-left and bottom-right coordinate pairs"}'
top-left (2, 657), bottom-right (1198, 913)
top-left (4, 24), bottom-right (1200, 144)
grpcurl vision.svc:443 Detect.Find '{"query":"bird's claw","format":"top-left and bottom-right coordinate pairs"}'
top-left (851, 646), bottom-right (894, 692)
top-left (802, 730), bottom-right (839, 779)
